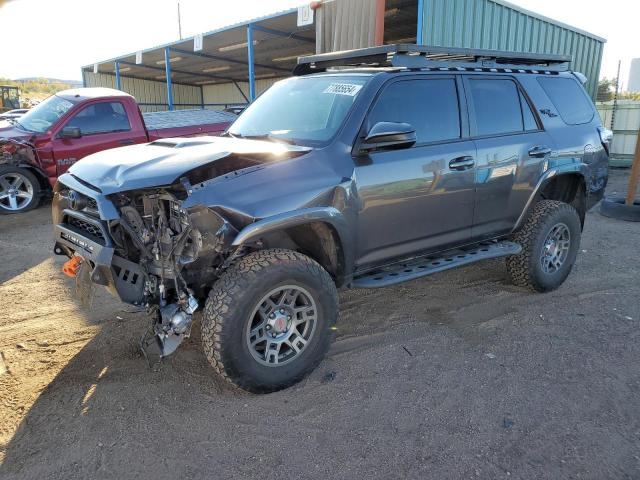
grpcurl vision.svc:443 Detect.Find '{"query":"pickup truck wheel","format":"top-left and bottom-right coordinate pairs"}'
top-left (506, 200), bottom-right (581, 292)
top-left (0, 166), bottom-right (41, 214)
top-left (201, 249), bottom-right (338, 393)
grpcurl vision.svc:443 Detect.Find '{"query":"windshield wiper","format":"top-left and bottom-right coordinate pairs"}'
top-left (12, 119), bottom-right (31, 132)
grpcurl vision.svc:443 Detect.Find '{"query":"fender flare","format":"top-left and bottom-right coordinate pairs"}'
top-left (232, 206), bottom-right (354, 282)
top-left (513, 166), bottom-right (587, 231)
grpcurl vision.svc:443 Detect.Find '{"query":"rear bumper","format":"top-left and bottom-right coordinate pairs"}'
top-left (54, 209), bottom-right (146, 305)
top-left (586, 148), bottom-right (610, 211)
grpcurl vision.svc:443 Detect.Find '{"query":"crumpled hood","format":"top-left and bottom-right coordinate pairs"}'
top-left (67, 136), bottom-right (311, 195)
top-left (0, 122), bottom-right (34, 141)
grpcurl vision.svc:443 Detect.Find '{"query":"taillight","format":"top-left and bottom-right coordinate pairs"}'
top-left (598, 126), bottom-right (613, 155)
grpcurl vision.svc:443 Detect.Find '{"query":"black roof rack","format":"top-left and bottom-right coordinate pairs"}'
top-left (294, 44), bottom-right (571, 76)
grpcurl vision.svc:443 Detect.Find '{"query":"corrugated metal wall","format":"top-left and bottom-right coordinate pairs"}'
top-left (597, 101), bottom-right (640, 167)
top-left (419, 0), bottom-right (605, 98)
top-left (202, 77), bottom-right (283, 107)
top-left (316, 0), bottom-right (377, 53)
top-left (84, 72), bottom-right (201, 112)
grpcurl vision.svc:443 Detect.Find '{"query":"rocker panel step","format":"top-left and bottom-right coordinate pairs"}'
top-left (352, 241), bottom-right (522, 289)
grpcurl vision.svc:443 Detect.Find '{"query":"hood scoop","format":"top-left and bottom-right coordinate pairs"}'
top-left (149, 138), bottom-right (219, 149)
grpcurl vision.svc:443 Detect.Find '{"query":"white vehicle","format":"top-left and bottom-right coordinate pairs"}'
top-left (0, 109), bottom-right (29, 121)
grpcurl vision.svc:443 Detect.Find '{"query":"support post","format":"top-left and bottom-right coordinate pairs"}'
top-left (200, 86), bottom-right (204, 109)
top-left (115, 61), bottom-right (122, 90)
top-left (374, 0), bottom-right (385, 46)
top-left (625, 128), bottom-right (640, 206)
top-left (416, 0), bottom-right (424, 44)
top-left (247, 23), bottom-right (256, 102)
top-left (164, 47), bottom-right (174, 111)
top-left (81, 69), bottom-right (86, 88)
top-left (233, 81), bottom-right (249, 103)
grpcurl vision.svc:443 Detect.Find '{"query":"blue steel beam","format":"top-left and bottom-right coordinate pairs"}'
top-left (168, 47), bottom-right (290, 73)
top-left (250, 24), bottom-right (314, 43)
top-left (117, 60), bottom-right (242, 82)
top-left (247, 24), bottom-right (256, 101)
top-left (164, 47), bottom-right (174, 110)
top-left (115, 61), bottom-right (122, 90)
top-left (416, 0), bottom-right (424, 44)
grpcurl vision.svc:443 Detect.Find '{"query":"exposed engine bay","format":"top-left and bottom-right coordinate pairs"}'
top-left (59, 186), bottom-right (241, 362)
top-left (114, 189), bottom-right (240, 360)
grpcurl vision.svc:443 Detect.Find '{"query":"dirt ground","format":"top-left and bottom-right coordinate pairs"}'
top-left (0, 169), bottom-right (638, 480)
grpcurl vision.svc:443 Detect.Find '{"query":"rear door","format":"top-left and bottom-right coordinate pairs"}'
top-left (463, 76), bottom-right (554, 238)
top-left (51, 100), bottom-right (147, 174)
top-left (353, 75), bottom-right (477, 269)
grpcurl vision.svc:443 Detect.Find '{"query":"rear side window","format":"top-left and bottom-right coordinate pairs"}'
top-left (368, 78), bottom-right (461, 144)
top-left (537, 77), bottom-right (594, 125)
top-left (468, 78), bottom-right (537, 136)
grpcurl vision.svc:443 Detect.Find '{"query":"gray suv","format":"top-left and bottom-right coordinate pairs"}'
top-left (52, 45), bottom-right (610, 392)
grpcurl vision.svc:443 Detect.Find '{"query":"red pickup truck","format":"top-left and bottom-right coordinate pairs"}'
top-left (0, 88), bottom-right (236, 214)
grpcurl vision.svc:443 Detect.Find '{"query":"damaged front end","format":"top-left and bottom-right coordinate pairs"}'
top-left (54, 183), bottom-right (239, 361)
top-left (1, 137), bottom-right (39, 167)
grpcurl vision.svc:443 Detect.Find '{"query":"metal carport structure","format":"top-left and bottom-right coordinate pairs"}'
top-left (82, 7), bottom-right (316, 112)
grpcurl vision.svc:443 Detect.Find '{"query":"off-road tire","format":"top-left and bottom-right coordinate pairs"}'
top-left (506, 200), bottom-right (581, 292)
top-left (0, 166), bottom-right (41, 214)
top-left (201, 248), bottom-right (338, 393)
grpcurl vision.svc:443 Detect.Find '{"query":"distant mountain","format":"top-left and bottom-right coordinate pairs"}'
top-left (15, 77), bottom-right (82, 87)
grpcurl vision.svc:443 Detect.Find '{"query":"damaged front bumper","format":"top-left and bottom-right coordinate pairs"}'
top-left (54, 208), bottom-right (146, 305)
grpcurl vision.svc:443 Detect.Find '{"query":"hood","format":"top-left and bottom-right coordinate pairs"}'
top-left (67, 136), bottom-right (311, 195)
top-left (0, 122), bottom-right (34, 141)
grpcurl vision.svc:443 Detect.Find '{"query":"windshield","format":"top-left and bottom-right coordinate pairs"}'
top-left (17, 95), bottom-right (74, 133)
top-left (229, 75), bottom-right (369, 146)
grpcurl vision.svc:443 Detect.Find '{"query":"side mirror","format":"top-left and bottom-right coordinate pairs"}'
top-left (60, 126), bottom-right (81, 139)
top-left (360, 122), bottom-right (416, 152)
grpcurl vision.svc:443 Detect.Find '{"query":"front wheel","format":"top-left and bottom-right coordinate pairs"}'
top-left (201, 249), bottom-right (338, 393)
top-left (0, 166), bottom-right (41, 214)
top-left (506, 200), bottom-right (582, 292)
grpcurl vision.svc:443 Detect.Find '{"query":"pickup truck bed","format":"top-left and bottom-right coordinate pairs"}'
top-left (143, 108), bottom-right (237, 130)
top-left (143, 109), bottom-right (237, 138)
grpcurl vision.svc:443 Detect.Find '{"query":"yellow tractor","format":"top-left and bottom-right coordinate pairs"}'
top-left (0, 85), bottom-right (20, 113)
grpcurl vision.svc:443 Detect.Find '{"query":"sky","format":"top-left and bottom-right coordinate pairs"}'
top-left (0, 0), bottom-right (638, 87)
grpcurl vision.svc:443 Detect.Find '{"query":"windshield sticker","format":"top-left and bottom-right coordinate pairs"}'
top-left (323, 83), bottom-right (363, 96)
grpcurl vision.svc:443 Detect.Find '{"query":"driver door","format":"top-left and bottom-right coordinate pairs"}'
top-left (353, 76), bottom-right (477, 270)
top-left (52, 100), bottom-right (143, 175)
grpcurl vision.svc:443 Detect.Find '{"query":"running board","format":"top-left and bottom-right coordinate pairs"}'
top-left (352, 241), bottom-right (522, 289)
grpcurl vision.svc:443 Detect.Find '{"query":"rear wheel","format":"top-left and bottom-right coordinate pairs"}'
top-left (201, 249), bottom-right (338, 393)
top-left (506, 200), bottom-right (581, 292)
top-left (0, 166), bottom-right (41, 214)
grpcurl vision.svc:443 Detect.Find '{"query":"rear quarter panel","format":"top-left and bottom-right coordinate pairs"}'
top-left (518, 74), bottom-right (608, 208)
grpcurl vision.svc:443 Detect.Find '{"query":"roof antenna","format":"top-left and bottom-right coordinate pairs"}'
top-left (177, 0), bottom-right (183, 40)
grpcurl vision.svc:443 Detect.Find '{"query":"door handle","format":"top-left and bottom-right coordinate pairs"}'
top-left (449, 156), bottom-right (475, 171)
top-left (118, 139), bottom-right (135, 145)
top-left (528, 145), bottom-right (551, 158)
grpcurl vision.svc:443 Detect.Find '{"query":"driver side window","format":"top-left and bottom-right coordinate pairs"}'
top-left (368, 78), bottom-right (462, 145)
top-left (65, 101), bottom-right (131, 135)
